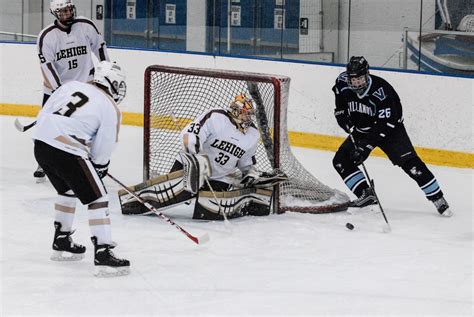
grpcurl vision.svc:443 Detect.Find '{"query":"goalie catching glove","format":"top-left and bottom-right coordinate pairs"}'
top-left (240, 167), bottom-right (288, 188)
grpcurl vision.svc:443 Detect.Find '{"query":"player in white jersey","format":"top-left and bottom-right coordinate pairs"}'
top-left (33, 61), bottom-right (129, 277)
top-left (119, 94), bottom-right (287, 220)
top-left (34, 0), bottom-right (110, 180)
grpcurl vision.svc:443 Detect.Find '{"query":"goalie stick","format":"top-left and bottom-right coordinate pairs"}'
top-left (246, 81), bottom-right (275, 166)
top-left (246, 81), bottom-right (284, 213)
top-left (204, 177), bottom-right (230, 224)
top-left (14, 118), bottom-right (37, 132)
top-left (108, 173), bottom-right (210, 245)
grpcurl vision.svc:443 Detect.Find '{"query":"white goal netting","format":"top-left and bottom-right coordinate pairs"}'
top-left (144, 65), bottom-right (349, 213)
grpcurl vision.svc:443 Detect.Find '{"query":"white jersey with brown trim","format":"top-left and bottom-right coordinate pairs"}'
top-left (37, 17), bottom-right (109, 95)
top-left (32, 81), bottom-right (121, 165)
top-left (180, 109), bottom-right (260, 184)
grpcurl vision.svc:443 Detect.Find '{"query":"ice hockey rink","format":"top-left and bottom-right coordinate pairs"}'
top-left (0, 115), bottom-right (472, 316)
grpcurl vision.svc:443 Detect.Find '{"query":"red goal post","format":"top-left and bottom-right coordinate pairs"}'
top-left (143, 65), bottom-right (349, 214)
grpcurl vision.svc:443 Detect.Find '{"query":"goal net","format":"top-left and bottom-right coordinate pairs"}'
top-left (144, 65), bottom-right (349, 214)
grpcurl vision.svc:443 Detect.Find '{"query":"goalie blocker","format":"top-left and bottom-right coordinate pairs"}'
top-left (119, 153), bottom-right (287, 220)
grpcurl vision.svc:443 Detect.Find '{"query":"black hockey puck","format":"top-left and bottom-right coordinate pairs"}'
top-left (346, 222), bottom-right (354, 230)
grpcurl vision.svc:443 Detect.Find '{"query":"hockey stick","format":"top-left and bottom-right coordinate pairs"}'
top-left (204, 177), bottom-right (230, 224)
top-left (247, 81), bottom-right (283, 214)
top-left (14, 118), bottom-right (37, 132)
top-left (348, 131), bottom-right (391, 233)
top-left (108, 173), bottom-right (210, 245)
top-left (246, 81), bottom-right (275, 166)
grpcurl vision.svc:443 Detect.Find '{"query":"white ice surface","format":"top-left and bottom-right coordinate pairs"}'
top-left (1, 115), bottom-right (472, 316)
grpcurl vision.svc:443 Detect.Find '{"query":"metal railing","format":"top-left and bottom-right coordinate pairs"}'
top-left (0, 31), bottom-right (37, 42)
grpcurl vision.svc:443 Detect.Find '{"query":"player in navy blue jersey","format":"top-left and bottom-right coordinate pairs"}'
top-left (331, 56), bottom-right (452, 217)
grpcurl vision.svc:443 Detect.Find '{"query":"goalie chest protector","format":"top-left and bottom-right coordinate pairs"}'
top-left (182, 109), bottom-right (260, 183)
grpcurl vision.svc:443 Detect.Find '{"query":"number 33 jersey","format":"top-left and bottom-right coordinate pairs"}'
top-left (32, 81), bottom-right (121, 165)
top-left (180, 109), bottom-right (260, 184)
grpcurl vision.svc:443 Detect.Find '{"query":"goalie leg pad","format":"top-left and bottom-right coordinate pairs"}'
top-left (180, 152), bottom-right (210, 194)
top-left (240, 201), bottom-right (271, 217)
top-left (119, 170), bottom-right (195, 215)
top-left (193, 187), bottom-right (273, 220)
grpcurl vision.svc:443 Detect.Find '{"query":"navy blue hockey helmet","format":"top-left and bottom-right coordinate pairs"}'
top-left (346, 56), bottom-right (370, 93)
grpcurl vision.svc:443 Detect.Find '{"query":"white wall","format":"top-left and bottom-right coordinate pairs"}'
top-left (0, 0), bottom-right (104, 38)
top-left (186, 0), bottom-right (207, 52)
top-left (0, 43), bottom-right (472, 153)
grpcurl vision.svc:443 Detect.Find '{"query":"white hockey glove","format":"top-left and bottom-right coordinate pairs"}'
top-left (180, 152), bottom-right (211, 194)
top-left (240, 167), bottom-right (288, 188)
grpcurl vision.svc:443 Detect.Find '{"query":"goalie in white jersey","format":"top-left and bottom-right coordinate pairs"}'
top-left (120, 94), bottom-right (287, 220)
top-left (35, 0), bottom-right (110, 180)
top-left (33, 61), bottom-right (129, 277)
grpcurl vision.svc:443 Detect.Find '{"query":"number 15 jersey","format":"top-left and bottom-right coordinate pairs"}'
top-left (37, 18), bottom-right (109, 95)
top-left (32, 81), bottom-right (121, 165)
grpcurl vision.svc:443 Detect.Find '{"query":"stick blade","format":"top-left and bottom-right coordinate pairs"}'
top-left (14, 118), bottom-right (26, 132)
top-left (197, 233), bottom-right (210, 244)
top-left (382, 224), bottom-right (392, 233)
top-left (14, 118), bottom-right (36, 132)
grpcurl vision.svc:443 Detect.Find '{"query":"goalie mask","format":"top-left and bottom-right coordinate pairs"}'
top-left (228, 93), bottom-right (256, 133)
top-left (346, 56), bottom-right (370, 94)
top-left (94, 61), bottom-right (127, 104)
top-left (50, 0), bottom-right (76, 26)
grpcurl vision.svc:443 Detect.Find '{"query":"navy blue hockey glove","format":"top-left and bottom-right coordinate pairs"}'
top-left (92, 161), bottom-right (110, 179)
top-left (350, 139), bottom-right (374, 165)
top-left (334, 109), bottom-right (353, 134)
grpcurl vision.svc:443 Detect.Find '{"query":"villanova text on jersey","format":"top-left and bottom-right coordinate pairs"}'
top-left (348, 101), bottom-right (374, 116)
top-left (210, 139), bottom-right (246, 158)
top-left (56, 46), bottom-right (88, 61)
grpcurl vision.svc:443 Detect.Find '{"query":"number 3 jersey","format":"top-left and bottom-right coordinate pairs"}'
top-left (37, 17), bottom-right (109, 95)
top-left (32, 81), bottom-right (121, 165)
top-left (180, 109), bottom-right (260, 184)
top-left (332, 73), bottom-right (404, 142)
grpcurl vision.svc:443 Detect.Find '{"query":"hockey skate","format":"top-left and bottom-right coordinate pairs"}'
top-left (33, 165), bottom-right (46, 183)
top-left (433, 196), bottom-right (453, 217)
top-left (50, 222), bottom-right (86, 261)
top-left (91, 236), bottom-right (130, 277)
top-left (349, 187), bottom-right (377, 208)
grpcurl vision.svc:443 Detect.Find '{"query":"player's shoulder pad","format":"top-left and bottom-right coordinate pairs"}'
top-left (73, 16), bottom-right (101, 34)
top-left (195, 108), bottom-right (227, 126)
top-left (369, 74), bottom-right (393, 89)
top-left (368, 74), bottom-right (396, 101)
top-left (332, 71), bottom-right (350, 94)
top-left (37, 23), bottom-right (58, 42)
top-left (205, 108), bottom-right (228, 119)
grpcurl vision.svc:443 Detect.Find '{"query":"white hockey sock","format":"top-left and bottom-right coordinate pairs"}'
top-left (55, 190), bottom-right (77, 232)
top-left (88, 196), bottom-right (112, 245)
